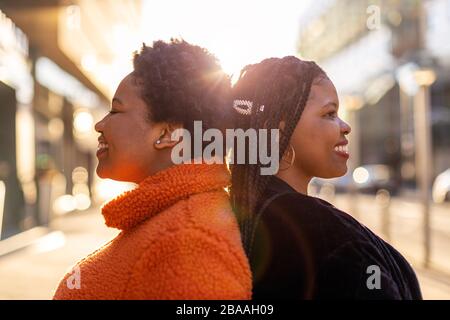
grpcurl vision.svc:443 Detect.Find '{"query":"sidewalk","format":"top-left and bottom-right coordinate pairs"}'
top-left (0, 202), bottom-right (449, 299)
top-left (0, 207), bottom-right (119, 299)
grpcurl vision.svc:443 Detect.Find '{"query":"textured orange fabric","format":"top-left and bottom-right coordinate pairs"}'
top-left (53, 164), bottom-right (252, 300)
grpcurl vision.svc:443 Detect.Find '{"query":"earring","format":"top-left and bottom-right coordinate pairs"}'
top-left (156, 140), bottom-right (161, 145)
top-left (279, 144), bottom-right (296, 171)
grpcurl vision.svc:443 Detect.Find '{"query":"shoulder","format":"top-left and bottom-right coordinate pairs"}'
top-left (134, 188), bottom-right (240, 244)
top-left (259, 192), bottom-right (422, 299)
top-left (126, 226), bottom-right (252, 299)
top-left (139, 226), bottom-right (247, 268)
top-left (255, 191), bottom-right (401, 273)
top-left (316, 241), bottom-right (404, 299)
top-left (133, 187), bottom-right (248, 272)
top-left (258, 192), bottom-right (369, 250)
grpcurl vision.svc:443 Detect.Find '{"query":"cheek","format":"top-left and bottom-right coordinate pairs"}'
top-left (108, 119), bottom-right (154, 164)
top-left (291, 122), bottom-right (317, 162)
top-left (293, 117), bottom-right (336, 152)
top-left (293, 129), bottom-right (325, 164)
top-left (291, 119), bottom-right (341, 172)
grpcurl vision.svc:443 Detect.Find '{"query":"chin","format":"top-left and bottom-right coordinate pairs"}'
top-left (318, 165), bottom-right (348, 179)
top-left (334, 165), bottom-right (348, 178)
top-left (96, 165), bottom-right (110, 179)
top-left (98, 168), bottom-right (139, 184)
top-left (337, 164), bottom-right (348, 176)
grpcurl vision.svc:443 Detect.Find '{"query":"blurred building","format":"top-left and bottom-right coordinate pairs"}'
top-left (298, 0), bottom-right (450, 192)
top-left (0, 0), bottom-right (142, 243)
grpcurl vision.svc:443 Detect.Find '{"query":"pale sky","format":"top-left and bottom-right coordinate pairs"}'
top-left (141, 0), bottom-right (313, 79)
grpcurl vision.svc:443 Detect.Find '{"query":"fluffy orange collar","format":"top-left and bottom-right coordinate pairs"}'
top-left (101, 164), bottom-right (230, 230)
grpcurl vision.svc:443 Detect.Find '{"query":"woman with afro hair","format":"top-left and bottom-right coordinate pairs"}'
top-left (53, 39), bottom-right (251, 300)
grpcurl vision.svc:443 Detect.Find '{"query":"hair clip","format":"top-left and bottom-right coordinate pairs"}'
top-left (233, 99), bottom-right (253, 115)
top-left (233, 100), bottom-right (265, 116)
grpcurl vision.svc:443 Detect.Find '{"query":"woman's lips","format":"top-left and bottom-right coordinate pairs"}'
top-left (96, 148), bottom-right (108, 158)
top-left (334, 144), bottom-right (349, 159)
top-left (334, 149), bottom-right (350, 159)
top-left (97, 142), bottom-right (109, 158)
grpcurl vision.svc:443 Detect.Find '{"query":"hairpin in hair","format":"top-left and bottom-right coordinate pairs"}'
top-left (233, 99), bottom-right (265, 116)
top-left (233, 99), bottom-right (253, 115)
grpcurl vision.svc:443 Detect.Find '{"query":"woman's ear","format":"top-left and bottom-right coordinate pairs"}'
top-left (154, 122), bottom-right (184, 150)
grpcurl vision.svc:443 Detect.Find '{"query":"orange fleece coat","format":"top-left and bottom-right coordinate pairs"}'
top-left (53, 164), bottom-right (252, 299)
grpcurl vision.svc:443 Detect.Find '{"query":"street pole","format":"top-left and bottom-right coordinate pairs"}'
top-left (413, 69), bottom-right (436, 268)
top-left (344, 95), bottom-right (363, 219)
top-left (0, 181), bottom-right (5, 239)
top-left (376, 188), bottom-right (391, 242)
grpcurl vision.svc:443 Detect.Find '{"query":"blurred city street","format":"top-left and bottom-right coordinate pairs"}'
top-left (0, 194), bottom-right (450, 299)
top-left (1, 0), bottom-right (449, 301)
top-left (0, 206), bottom-right (119, 299)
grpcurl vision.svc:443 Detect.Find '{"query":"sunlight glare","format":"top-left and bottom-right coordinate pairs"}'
top-left (141, 0), bottom-right (313, 78)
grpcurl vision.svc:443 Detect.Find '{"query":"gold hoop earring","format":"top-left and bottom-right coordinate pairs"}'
top-left (279, 144), bottom-right (296, 171)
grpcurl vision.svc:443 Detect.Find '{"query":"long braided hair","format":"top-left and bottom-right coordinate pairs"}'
top-left (229, 56), bottom-right (326, 257)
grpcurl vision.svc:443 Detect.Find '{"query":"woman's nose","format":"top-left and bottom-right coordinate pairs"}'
top-left (341, 119), bottom-right (351, 135)
top-left (95, 116), bottom-right (106, 133)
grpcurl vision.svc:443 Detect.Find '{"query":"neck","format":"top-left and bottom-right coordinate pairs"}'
top-left (276, 164), bottom-right (311, 195)
top-left (135, 152), bottom-right (176, 184)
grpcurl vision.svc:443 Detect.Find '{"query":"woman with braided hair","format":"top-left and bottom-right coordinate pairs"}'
top-left (229, 56), bottom-right (422, 299)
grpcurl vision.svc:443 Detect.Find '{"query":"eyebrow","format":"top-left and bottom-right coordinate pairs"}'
top-left (323, 102), bottom-right (338, 109)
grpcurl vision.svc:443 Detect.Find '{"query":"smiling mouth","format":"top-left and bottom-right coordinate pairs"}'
top-left (97, 142), bottom-right (109, 158)
top-left (334, 144), bottom-right (349, 158)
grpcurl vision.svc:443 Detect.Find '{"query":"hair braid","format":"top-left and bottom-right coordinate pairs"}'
top-left (229, 56), bottom-right (326, 258)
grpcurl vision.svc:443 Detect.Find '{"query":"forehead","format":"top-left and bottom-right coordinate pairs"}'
top-left (115, 74), bottom-right (140, 98)
top-left (308, 76), bottom-right (338, 103)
